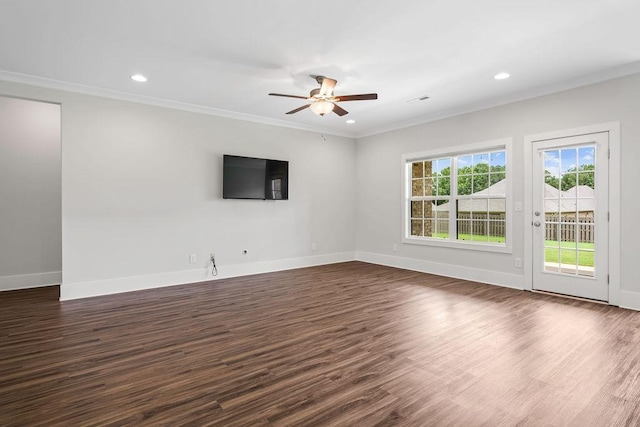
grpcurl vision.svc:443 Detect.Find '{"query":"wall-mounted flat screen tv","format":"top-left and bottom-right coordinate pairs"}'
top-left (223, 155), bottom-right (289, 200)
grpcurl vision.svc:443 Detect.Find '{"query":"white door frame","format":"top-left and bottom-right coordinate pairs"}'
top-left (524, 122), bottom-right (621, 305)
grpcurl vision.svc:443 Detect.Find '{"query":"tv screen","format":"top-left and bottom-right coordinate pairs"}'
top-left (223, 155), bottom-right (288, 200)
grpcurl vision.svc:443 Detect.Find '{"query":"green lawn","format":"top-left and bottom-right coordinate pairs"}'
top-left (429, 234), bottom-right (594, 267)
top-left (432, 232), bottom-right (505, 243)
top-left (544, 240), bottom-right (594, 267)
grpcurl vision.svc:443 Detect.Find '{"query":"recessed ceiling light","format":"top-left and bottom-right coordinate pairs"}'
top-left (131, 74), bottom-right (148, 82)
top-left (346, 119), bottom-right (356, 124)
top-left (494, 72), bottom-right (510, 80)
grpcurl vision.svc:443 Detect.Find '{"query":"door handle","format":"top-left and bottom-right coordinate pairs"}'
top-left (533, 221), bottom-right (541, 227)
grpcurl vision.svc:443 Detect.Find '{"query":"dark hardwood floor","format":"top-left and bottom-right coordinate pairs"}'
top-left (2, 261), bottom-right (640, 426)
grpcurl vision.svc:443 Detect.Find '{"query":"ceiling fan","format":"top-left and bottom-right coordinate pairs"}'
top-left (269, 75), bottom-right (377, 116)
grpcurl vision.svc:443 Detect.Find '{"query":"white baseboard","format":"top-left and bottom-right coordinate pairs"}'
top-left (0, 271), bottom-right (62, 292)
top-left (356, 251), bottom-right (525, 290)
top-left (619, 290), bottom-right (640, 312)
top-left (60, 252), bottom-right (356, 301)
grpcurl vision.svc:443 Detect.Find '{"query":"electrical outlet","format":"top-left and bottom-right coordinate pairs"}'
top-left (515, 258), bottom-right (522, 268)
top-left (392, 244), bottom-right (398, 252)
top-left (189, 254), bottom-right (197, 264)
top-left (210, 253), bottom-right (216, 262)
top-left (311, 242), bottom-right (317, 251)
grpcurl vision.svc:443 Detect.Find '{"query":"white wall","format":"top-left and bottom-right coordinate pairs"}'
top-left (0, 96), bottom-right (61, 291)
top-left (2, 72), bottom-right (639, 306)
top-left (0, 80), bottom-right (357, 299)
top-left (355, 72), bottom-right (640, 309)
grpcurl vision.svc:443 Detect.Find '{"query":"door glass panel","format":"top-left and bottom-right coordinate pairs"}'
top-left (545, 247), bottom-right (560, 272)
top-left (542, 145), bottom-right (596, 277)
top-left (544, 150), bottom-right (561, 190)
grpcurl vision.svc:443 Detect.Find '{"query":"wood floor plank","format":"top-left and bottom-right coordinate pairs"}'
top-left (1, 261), bottom-right (640, 425)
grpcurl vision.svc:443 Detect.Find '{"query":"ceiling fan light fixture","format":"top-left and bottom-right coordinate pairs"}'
top-left (269, 76), bottom-right (377, 117)
top-left (310, 100), bottom-right (335, 116)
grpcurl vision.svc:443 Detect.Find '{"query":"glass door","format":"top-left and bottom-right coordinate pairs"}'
top-left (532, 132), bottom-right (608, 301)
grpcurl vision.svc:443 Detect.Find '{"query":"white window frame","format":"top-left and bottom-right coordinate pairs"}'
top-left (401, 138), bottom-right (513, 253)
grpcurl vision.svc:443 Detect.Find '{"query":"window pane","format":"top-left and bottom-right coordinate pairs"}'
top-left (561, 171), bottom-right (578, 193)
top-left (490, 151), bottom-right (506, 170)
top-left (423, 219), bottom-right (435, 237)
top-left (424, 178), bottom-right (435, 197)
top-left (412, 162), bottom-right (423, 178)
top-left (576, 203), bottom-right (593, 222)
top-left (438, 158), bottom-right (451, 176)
top-left (435, 219), bottom-right (449, 239)
top-left (471, 219), bottom-right (487, 241)
top-left (472, 223), bottom-right (488, 242)
top-left (559, 149), bottom-right (578, 193)
top-left (435, 176), bottom-right (450, 196)
top-left (562, 249), bottom-right (578, 271)
top-left (545, 247), bottom-right (560, 272)
top-left (423, 200), bottom-right (435, 219)
top-left (458, 175), bottom-right (472, 195)
top-left (545, 173), bottom-right (560, 190)
top-left (456, 199), bottom-right (470, 219)
top-left (470, 198), bottom-right (488, 215)
top-left (472, 175), bottom-right (489, 193)
top-left (411, 201), bottom-right (423, 218)
top-left (489, 198), bottom-right (506, 214)
top-left (489, 220), bottom-right (505, 243)
top-left (490, 172), bottom-right (506, 189)
top-left (545, 150), bottom-right (560, 182)
top-left (578, 251), bottom-right (594, 276)
top-left (473, 153), bottom-right (489, 168)
top-left (578, 172), bottom-right (595, 190)
top-left (458, 155), bottom-right (472, 174)
top-left (560, 149), bottom-right (577, 175)
top-left (560, 221), bottom-right (577, 244)
top-left (433, 199), bottom-right (449, 212)
top-left (457, 220), bottom-right (471, 240)
top-left (578, 146), bottom-right (595, 168)
top-left (408, 149), bottom-right (506, 247)
top-left (423, 160), bottom-right (435, 178)
top-left (412, 178), bottom-right (423, 197)
top-left (545, 222), bottom-right (559, 244)
top-left (578, 224), bottom-right (594, 244)
top-left (411, 220), bottom-right (423, 236)
top-left (473, 154), bottom-right (489, 178)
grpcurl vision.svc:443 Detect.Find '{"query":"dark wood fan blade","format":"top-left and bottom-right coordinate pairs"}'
top-left (286, 104), bottom-right (311, 114)
top-left (332, 104), bottom-right (349, 116)
top-left (319, 78), bottom-right (337, 96)
top-left (269, 93), bottom-right (309, 100)
top-left (336, 93), bottom-right (378, 102)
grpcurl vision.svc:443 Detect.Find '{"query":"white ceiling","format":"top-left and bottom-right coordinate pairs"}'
top-left (0, 0), bottom-right (639, 138)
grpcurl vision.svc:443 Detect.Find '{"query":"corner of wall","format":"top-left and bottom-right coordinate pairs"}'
top-left (355, 251), bottom-right (525, 290)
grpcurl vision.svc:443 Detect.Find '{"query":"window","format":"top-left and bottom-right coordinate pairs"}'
top-left (403, 139), bottom-right (511, 252)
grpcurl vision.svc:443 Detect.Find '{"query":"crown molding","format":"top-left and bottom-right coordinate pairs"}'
top-left (2, 61), bottom-right (639, 141)
top-left (356, 61), bottom-right (640, 139)
top-left (0, 70), bottom-right (355, 139)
